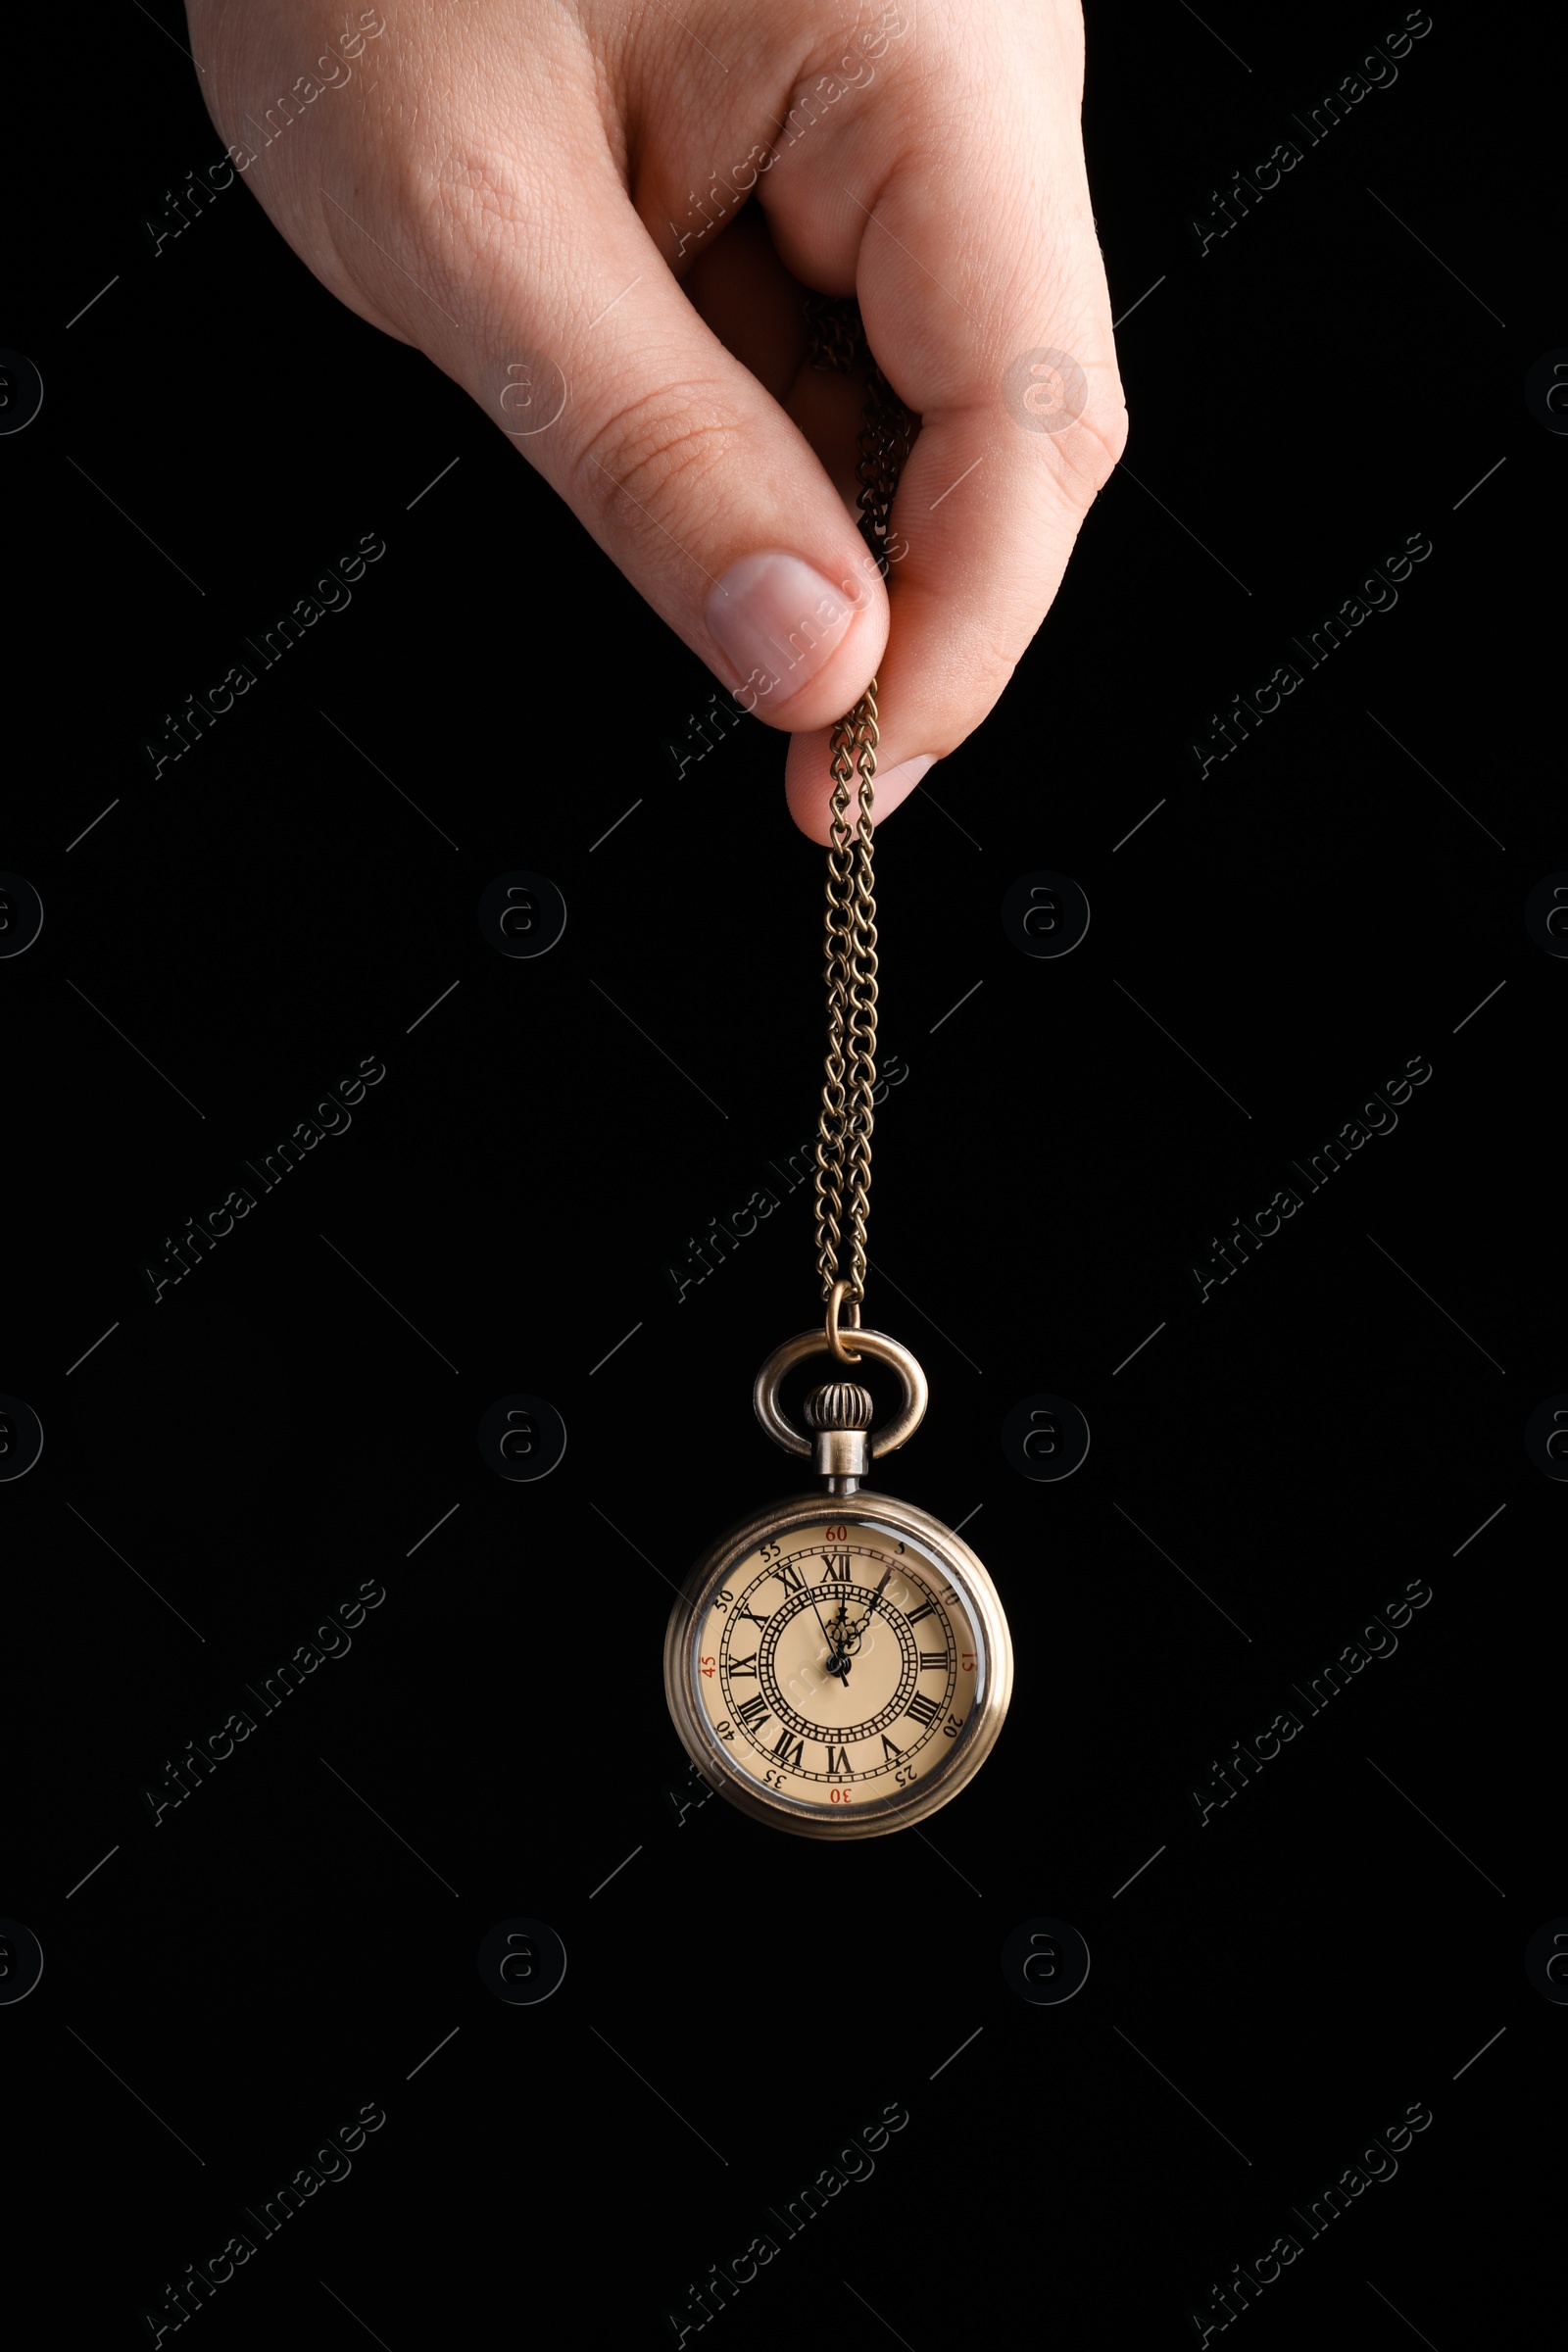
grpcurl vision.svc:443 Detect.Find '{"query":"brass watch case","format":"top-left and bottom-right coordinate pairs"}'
top-left (663, 1487), bottom-right (1013, 1841)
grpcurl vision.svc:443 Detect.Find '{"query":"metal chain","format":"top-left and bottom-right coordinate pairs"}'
top-left (804, 298), bottom-right (917, 1310)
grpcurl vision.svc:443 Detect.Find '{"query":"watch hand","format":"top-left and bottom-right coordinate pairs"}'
top-left (828, 1599), bottom-right (855, 1679)
top-left (845, 1566), bottom-right (894, 1642)
top-left (807, 1589), bottom-right (852, 1684)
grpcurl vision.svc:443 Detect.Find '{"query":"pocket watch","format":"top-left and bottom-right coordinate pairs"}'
top-left (662, 299), bottom-right (1013, 1838)
top-left (662, 1305), bottom-right (1014, 1838)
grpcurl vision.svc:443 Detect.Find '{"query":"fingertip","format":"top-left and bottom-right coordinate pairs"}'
top-left (784, 733), bottom-right (937, 843)
top-left (784, 725), bottom-right (836, 843)
top-left (708, 550), bottom-right (888, 734)
top-left (875, 751), bottom-right (938, 814)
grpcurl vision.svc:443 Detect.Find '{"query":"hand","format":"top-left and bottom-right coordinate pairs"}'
top-left (808, 1588), bottom-right (853, 1685)
top-left (846, 1566), bottom-right (894, 1642)
top-left (187, 1), bottom-right (1126, 839)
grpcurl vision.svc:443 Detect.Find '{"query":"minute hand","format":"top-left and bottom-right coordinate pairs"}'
top-left (846, 1566), bottom-right (894, 1640)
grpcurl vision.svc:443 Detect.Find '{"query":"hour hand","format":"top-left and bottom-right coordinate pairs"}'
top-left (808, 1591), bottom-right (853, 1683)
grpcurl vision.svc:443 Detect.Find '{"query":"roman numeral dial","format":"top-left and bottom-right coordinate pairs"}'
top-left (695, 1521), bottom-right (981, 1806)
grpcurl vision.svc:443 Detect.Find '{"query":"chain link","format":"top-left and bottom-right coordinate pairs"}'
top-left (805, 298), bottom-right (917, 1308)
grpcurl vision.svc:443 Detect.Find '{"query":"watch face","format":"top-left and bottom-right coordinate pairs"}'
top-left (666, 1496), bottom-right (1011, 1838)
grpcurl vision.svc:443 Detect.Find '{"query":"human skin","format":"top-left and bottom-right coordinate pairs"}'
top-left (187, 0), bottom-right (1127, 838)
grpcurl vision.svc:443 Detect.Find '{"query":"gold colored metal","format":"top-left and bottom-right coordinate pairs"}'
top-left (803, 1382), bottom-right (874, 1430)
top-left (825, 1277), bottom-right (863, 1364)
top-left (811, 1426), bottom-right (869, 1485)
top-left (803, 1378), bottom-right (874, 1487)
top-left (753, 1324), bottom-right (929, 1462)
top-left (663, 1488), bottom-right (1013, 1841)
top-left (806, 300), bottom-right (917, 1318)
top-left (660, 302), bottom-right (1012, 1845)
top-left (813, 691), bottom-right (880, 1305)
top-left (805, 292), bottom-right (916, 580)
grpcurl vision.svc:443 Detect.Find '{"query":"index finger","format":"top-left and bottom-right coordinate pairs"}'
top-left (764, 4), bottom-right (1127, 838)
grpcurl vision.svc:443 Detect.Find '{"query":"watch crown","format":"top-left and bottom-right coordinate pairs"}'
top-left (803, 1381), bottom-right (874, 1432)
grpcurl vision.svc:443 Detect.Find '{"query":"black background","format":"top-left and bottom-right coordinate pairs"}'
top-left (4, 3), bottom-right (1558, 2345)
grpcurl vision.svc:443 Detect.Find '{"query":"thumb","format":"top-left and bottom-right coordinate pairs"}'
top-left (447, 184), bottom-right (887, 734)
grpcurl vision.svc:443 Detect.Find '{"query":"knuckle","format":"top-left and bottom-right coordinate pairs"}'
top-left (321, 139), bottom-right (531, 324)
top-left (1047, 368), bottom-right (1129, 508)
top-left (572, 381), bottom-right (739, 524)
top-left (411, 148), bottom-right (531, 284)
top-left (999, 290), bottom-right (1129, 512)
top-left (1077, 370), bottom-right (1131, 479)
top-left (963, 628), bottom-right (1022, 711)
